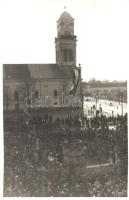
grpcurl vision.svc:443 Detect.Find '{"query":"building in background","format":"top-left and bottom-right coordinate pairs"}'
top-left (81, 80), bottom-right (127, 103)
top-left (80, 82), bottom-right (91, 96)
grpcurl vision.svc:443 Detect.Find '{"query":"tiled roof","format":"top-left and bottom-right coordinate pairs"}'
top-left (3, 64), bottom-right (30, 80)
top-left (3, 64), bottom-right (72, 80)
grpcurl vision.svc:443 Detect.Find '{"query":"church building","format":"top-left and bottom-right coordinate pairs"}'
top-left (3, 10), bottom-right (82, 118)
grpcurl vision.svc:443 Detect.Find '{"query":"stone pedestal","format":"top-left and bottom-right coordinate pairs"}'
top-left (63, 139), bottom-right (87, 178)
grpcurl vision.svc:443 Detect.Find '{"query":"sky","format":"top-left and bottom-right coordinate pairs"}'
top-left (0, 0), bottom-right (129, 81)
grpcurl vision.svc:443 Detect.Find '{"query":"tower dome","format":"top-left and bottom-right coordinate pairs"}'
top-left (57, 11), bottom-right (74, 23)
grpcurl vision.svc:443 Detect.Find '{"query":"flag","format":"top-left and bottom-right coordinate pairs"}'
top-left (69, 66), bottom-right (81, 95)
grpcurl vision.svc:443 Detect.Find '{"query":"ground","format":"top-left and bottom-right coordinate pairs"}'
top-left (4, 129), bottom-right (127, 196)
top-left (3, 98), bottom-right (128, 197)
top-left (84, 97), bottom-right (127, 117)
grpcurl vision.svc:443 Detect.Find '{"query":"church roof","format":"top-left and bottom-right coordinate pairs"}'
top-left (3, 64), bottom-right (72, 80)
top-left (57, 11), bottom-right (74, 23)
top-left (27, 64), bottom-right (72, 79)
top-left (3, 64), bottom-right (30, 80)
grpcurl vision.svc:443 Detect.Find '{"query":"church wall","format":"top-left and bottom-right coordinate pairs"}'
top-left (28, 79), bottom-right (70, 97)
top-left (3, 78), bottom-right (72, 111)
top-left (3, 80), bottom-right (27, 111)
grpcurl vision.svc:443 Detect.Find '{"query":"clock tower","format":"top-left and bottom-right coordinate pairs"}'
top-left (55, 11), bottom-right (77, 66)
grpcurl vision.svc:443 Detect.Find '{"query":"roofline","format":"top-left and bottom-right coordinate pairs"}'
top-left (3, 78), bottom-right (72, 81)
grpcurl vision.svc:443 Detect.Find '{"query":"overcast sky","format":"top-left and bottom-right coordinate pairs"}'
top-left (0, 0), bottom-right (129, 81)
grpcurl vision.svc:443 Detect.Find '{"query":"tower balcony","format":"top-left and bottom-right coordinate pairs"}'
top-left (60, 35), bottom-right (76, 39)
top-left (55, 35), bottom-right (77, 42)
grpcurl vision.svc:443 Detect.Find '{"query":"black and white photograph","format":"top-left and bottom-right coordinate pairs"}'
top-left (0, 0), bottom-right (128, 197)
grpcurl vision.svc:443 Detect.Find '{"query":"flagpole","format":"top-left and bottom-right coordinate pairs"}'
top-left (78, 64), bottom-right (84, 118)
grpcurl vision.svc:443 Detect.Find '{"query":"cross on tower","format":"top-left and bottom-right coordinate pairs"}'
top-left (64, 6), bottom-right (67, 10)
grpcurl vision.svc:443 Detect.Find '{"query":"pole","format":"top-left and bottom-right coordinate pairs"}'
top-left (79, 72), bottom-right (84, 119)
top-left (82, 92), bottom-right (84, 117)
top-left (120, 95), bottom-right (123, 116)
top-left (121, 96), bottom-right (123, 116)
top-left (96, 95), bottom-right (97, 116)
top-left (80, 83), bottom-right (84, 126)
top-left (6, 86), bottom-right (9, 111)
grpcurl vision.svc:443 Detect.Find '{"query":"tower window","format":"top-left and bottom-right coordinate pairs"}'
top-left (15, 103), bottom-right (19, 111)
top-left (56, 50), bottom-right (59, 62)
top-left (61, 22), bottom-right (65, 25)
top-left (14, 91), bottom-right (19, 101)
top-left (69, 50), bottom-right (73, 61)
top-left (34, 90), bottom-right (39, 99)
top-left (63, 49), bottom-right (73, 62)
top-left (63, 50), bottom-right (67, 61)
top-left (65, 31), bottom-right (70, 35)
top-left (54, 90), bottom-right (58, 97)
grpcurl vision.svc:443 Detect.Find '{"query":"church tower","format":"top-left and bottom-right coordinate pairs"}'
top-left (55, 11), bottom-right (77, 66)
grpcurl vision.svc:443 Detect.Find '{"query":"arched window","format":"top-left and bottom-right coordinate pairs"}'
top-left (14, 91), bottom-right (19, 101)
top-left (63, 49), bottom-right (73, 62)
top-left (63, 50), bottom-right (67, 61)
top-left (15, 103), bottom-right (19, 111)
top-left (56, 50), bottom-right (59, 62)
top-left (34, 90), bottom-right (39, 99)
top-left (69, 50), bottom-right (73, 61)
top-left (53, 90), bottom-right (58, 98)
top-left (65, 31), bottom-right (70, 35)
top-left (61, 22), bottom-right (65, 26)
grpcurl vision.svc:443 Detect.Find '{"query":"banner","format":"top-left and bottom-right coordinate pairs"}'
top-left (69, 66), bottom-right (81, 95)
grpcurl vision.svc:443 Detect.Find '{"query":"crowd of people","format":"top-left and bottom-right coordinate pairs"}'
top-left (4, 112), bottom-right (128, 196)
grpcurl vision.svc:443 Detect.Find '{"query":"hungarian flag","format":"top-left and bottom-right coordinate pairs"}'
top-left (69, 66), bottom-right (81, 95)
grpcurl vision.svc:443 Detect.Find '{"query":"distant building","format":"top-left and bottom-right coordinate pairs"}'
top-left (80, 82), bottom-right (91, 96)
top-left (3, 11), bottom-right (82, 116)
top-left (81, 81), bottom-right (127, 102)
